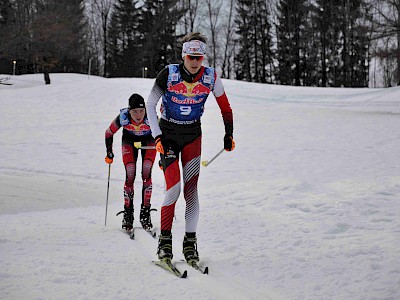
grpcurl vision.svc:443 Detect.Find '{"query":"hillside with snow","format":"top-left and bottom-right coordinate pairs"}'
top-left (1, 73), bottom-right (399, 299)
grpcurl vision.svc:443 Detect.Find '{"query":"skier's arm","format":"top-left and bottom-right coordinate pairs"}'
top-left (105, 115), bottom-right (121, 152)
top-left (147, 84), bottom-right (164, 138)
top-left (147, 68), bottom-right (168, 138)
top-left (213, 75), bottom-right (233, 136)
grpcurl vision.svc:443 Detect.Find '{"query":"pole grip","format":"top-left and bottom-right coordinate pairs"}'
top-left (202, 148), bottom-right (225, 167)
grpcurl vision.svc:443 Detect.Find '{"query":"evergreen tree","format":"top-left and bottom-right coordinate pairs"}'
top-left (300, 9), bottom-right (320, 87)
top-left (235, 0), bottom-right (252, 81)
top-left (307, 0), bottom-right (370, 87)
top-left (253, 0), bottom-right (273, 83)
top-left (0, 0), bottom-right (15, 73)
top-left (340, 0), bottom-right (370, 87)
top-left (107, 0), bottom-right (141, 77)
top-left (108, 0), bottom-right (184, 77)
top-left (235, 0), bottom-right (273, 83)
top-left (140, 0), bottom-right (184, 77)
top-left (32, 0), bottom-right (86, 73)
top-left (0, 0), bottom-right (86, 77)
top-left (0, 0), bottom-right (12, 26)
top-left (311, 0), bottom-right (343, 86)
top-left (276, 0), bottom-right (309, 86)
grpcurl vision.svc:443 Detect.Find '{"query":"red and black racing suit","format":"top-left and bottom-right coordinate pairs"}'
top-left (147, 63), bottom-right (233, 233)
top-left (105, 112), bottom-right (156, 209)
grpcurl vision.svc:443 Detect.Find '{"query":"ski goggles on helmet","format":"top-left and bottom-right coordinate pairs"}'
top-left (182, 40), bottom-right (206, 58)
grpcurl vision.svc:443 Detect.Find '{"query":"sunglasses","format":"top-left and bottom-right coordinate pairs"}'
top-left (186, 55), bottom-right (205, 61)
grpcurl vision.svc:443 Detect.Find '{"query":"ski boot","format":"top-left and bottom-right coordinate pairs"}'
top-left (183, 232), bottom-right (199, 263)
top-left (140, 204), bottom-right (153, 231)
top-left (117, 191), bottom-right (134, 231)
top-left (117, 206), bottom-right (134, 231)
top-left (157, 230), bottom-right (173, 260)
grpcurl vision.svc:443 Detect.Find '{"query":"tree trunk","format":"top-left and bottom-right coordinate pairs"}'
top-left (397, 30), bottom-right (400, 85)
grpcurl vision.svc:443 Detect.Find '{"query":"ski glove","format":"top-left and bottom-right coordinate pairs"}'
top-left (155, 135), bottom-right (170, 154)
top-left (105, 151), bottom-right (114, 164)
top-left (224, 134), bottom-right (235, 151)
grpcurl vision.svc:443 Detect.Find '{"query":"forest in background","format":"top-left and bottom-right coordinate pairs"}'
top-left (0, 0), bottom-right (399, 87)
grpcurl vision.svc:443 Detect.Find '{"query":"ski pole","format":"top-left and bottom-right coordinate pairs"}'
top-left (105, 164), bottom-right (111, 226)
top-left (201, 149), bottom-right (225, 167)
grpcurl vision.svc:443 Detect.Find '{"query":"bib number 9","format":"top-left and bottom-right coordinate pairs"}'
top-left (180, 106), bottom-right (192, 115)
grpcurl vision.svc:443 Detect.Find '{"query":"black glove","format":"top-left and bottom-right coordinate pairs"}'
top-left (107, 151), bottom-right (114, 159)
top-left (224, 134), bottom-right (235, 151)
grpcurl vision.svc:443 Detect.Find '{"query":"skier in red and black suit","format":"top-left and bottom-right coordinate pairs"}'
top-left (105, 94), bottom-right (156, 232)
top-left (146, 32), bottom-right (235, 263)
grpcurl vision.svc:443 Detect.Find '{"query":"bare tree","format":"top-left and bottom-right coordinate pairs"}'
top-left (85, 1), bottom-right (103, 75)
top-left (370, 0), bottom-right (400, 85)
top-left (205, 0), bottom-right (222, 68)
top-left (89, 0), bottom-right (114, 77)
top-left (179, 0), bottom-right (200, 33)
top-left (221, 0), bottom-right (236, 78)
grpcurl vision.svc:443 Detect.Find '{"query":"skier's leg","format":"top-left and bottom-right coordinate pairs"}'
top-left (140, 147), bottom-right (156, 230)
top-left (181, 135), bottom-right (201, 232)
top-left (157, 154), bottom-right (180, 260)
top-left (122, 142), bottom-right (138, 208)
top-left (119, 142), bottom-right (138, 230)
top-left (160, 154), bottom-right (181, 231)
top-left (141, 147), bottom-right (156, 206)
top-left (181, 135), bottom-right (201, 262)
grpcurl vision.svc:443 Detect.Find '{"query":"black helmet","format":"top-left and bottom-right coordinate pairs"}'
top-left (128, 94), bottom-right (145, 110)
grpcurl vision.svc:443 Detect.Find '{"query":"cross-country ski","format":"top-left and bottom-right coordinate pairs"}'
top-left (153, 259), bottom-right (187, 278)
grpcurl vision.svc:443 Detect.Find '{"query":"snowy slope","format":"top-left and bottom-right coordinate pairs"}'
top-left (1, 73), bottom-right (399, 300)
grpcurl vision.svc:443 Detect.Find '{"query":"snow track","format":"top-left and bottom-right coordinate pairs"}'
top-left (1, 74), bottom-right (400, 299)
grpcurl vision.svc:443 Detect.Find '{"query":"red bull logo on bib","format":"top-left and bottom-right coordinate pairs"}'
top-left (167, 81), bottom-right (211, 97)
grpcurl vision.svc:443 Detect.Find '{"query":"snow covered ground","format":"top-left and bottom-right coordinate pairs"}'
top-left (1, 73), bottom-right (399, 300)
